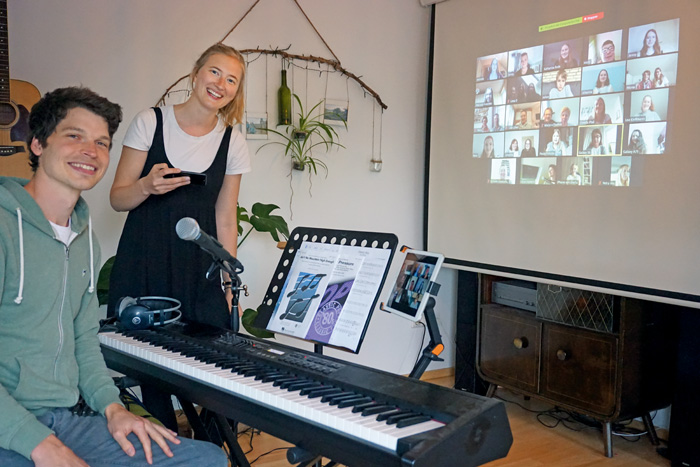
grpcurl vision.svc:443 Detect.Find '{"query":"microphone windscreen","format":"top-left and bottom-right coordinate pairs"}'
top-left (176, 217), bottom-right (200, 241)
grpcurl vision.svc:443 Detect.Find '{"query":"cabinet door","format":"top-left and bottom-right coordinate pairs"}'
top-left (479, 305), bottom-right (541, 393)
top-left (541, 323), bottom-right (618, 416)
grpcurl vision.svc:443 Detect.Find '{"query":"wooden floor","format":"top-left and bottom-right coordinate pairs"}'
top-left (219, 374), bottom-right (671, 467)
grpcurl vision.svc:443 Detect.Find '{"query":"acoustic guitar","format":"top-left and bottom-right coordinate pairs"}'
top-left (0, 0), bottom-right (40, 179)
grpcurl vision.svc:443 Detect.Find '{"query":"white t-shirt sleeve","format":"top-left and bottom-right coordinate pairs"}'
top-left (225, 128), bottom-right (252, 176)
top-left (122, 108), bottom-right (157, 152)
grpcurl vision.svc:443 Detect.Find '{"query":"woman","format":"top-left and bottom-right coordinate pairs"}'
top-left (626, 129), bottom-right (647, 154)
top-left (521, 138), bottom-right (536, 157)
top-left (507, 138), bottom-right (520, 157)
top-left (540, 164), bottom-right (557, 185)
top-left (636, 70), bottom-right (653, 90)
top-left (480, 115), bottom-right (489, 132)
top-left (586, 128), bottom-right (606, 155)
top-left (593, 69), bottom-right (613, 94)
top-left (108, 44), bottom-right (251, 428)
top-left (545, 128), bottom-right (570, 156)
top-left (614, 164), bottom-right (630, 186)
top-left (480, 135), bottom-right (496, 158)
top-left (486, 58), bottom-right (502, 80)
top-left (549, 69), bottom-right (574, 99)
top-left (653, 67), bottom-right (669, 87)
top-left (636, 95), bottom-right (661, 121)
top-left (483, 87), bottom-right (494, 105)
top-left (566, 163), bottom-right (582, 185)
top-left (640, 29), bottom-right (662, 57)
top-left (515, 52), bottom-right (535, 76)
top-left (588, 97), bottom-right (612, 124)
top-left (555, 43), bottom-right (578, 68)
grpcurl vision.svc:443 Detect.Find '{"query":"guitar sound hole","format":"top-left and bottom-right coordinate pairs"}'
top-left (0, 102), bottom-right (18, 127)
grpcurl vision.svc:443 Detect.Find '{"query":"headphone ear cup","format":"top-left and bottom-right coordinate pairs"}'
top-left (117, 296), bottom-right (138, 318)
top-left (119, 304), bottom-right (154, 330)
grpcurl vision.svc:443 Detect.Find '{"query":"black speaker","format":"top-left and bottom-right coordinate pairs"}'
top-left (117, 296), bottom-right (182, 330)
top-left (668, 307), bottom-right (700, 466)
top-left (454, 270), bottom-right (489, 395)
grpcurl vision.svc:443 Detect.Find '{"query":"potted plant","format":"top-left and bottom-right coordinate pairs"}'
top-left (257, 94), bottom-right (346, 175)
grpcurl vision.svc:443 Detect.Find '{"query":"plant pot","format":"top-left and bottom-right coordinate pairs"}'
top-left (292, 159), bottom-right (305, 171)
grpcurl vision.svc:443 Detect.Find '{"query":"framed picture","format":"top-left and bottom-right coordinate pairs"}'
top-left (323, 99), bottom-right (348, 126)
top-left (245, 112), bottom-right (268, 140)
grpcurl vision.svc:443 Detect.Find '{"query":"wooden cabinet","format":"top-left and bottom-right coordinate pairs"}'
top-left (476, 275), bottom-right (675, 457)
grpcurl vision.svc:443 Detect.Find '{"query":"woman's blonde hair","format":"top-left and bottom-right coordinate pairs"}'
top-left (190, 43), bottom-right (246, 126)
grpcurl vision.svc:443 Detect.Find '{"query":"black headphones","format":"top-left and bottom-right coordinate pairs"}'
top-left (117, 296), bottom-right (182, 330)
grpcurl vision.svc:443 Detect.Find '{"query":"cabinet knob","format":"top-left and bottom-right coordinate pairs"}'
top-left (556, 349), bottom-right (568, 361)
top-left (513, 337), bottom-right (529, 349)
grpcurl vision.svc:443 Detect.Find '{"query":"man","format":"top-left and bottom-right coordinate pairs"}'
top-left (0, 87), bottom-right (227, 466)
top-left (599, 40), bottom-right (616, 63)
top-left (517, 110), bottom-right (532, 129)
top-left (542, 108), bottom-right (555, 125)
top-left (491, 113), bottom-right (503, 131)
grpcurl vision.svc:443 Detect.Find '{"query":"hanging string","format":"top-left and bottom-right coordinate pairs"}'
top-left (219, 0), bottom-right (261, 43)
top-left (323, 63), bottom-right (330, 120)
top-left (304, 61), bottom-right (309, 112)
top-left (345, 75), bottom-right (350, 123)
top-left (291, 0), bottom-right (340, 63)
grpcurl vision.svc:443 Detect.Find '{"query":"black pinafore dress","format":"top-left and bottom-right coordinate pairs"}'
top-left (108, 107), bottom-right (231, 328)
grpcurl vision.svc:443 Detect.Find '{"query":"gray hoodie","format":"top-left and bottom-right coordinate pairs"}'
top-left (0, 176), bottom-right (121, 460)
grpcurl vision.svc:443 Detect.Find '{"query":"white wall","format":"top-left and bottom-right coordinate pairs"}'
top-left (8, 0), bottom-right (455, 374)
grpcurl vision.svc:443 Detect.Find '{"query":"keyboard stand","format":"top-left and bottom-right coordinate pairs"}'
top-left (179, 398), bottom-right (251, 467)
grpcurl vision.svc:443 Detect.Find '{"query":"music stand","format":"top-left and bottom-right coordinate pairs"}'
top-left (254, 226), bottom-right (398, 354)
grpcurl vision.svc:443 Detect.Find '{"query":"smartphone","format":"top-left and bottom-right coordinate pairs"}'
top-left (164, 170), bottom-right (207, 186)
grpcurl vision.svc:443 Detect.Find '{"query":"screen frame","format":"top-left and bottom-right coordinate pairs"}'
top-left (382, 249), bottom-right (445, 322)
top-left (424, 1), bottom-right (700, 309)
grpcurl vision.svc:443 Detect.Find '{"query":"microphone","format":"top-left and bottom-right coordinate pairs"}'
top-left (175, 217), bottom-right (244, 275)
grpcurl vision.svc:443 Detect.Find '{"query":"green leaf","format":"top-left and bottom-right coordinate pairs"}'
top-left (242, 307), bottom-right (275, 339)
top-left (96, 256), bottom-right (115, 306)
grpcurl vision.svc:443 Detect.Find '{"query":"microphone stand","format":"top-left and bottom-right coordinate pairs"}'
top-left (205, 259), bottom-right (246, 333)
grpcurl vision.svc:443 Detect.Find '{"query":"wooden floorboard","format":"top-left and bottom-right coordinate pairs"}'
top-left (211, 372), bottom-right (671, 466)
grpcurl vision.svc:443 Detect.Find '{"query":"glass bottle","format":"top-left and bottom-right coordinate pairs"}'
top-left (278, 69), bottom-right (291, 126)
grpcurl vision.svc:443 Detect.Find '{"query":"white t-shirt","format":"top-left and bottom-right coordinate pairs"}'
top-left (122, 105), bottom-right (252, 175)
top-left (50, 220), bottom-right (78, 245)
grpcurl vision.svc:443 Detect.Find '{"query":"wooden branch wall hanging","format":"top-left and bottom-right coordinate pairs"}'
top-left (157, 0), bottom-right (387, 111)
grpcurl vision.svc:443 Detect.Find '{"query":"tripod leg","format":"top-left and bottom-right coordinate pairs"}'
top-left (213, 413), bottom-right (251, 467)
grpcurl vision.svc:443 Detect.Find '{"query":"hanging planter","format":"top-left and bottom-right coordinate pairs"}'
top-left (257, 94), bottom-right (346, 176)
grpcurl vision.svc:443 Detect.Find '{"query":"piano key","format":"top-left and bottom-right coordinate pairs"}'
top-left (361, 404), bottom-right (395, 416)
top-left (352, 401), bottom-right (380, 413)
top-left (307, 387), bottom-right (342, 398)
top-left (377, 409), bottom-right (407, 422)
top-left (386, 412), bottom-right (420, 425)
top-left (337, 396), bottom-right (373, 409)
top-left (396, 415), bottom-right (432, 428)
top-left (321, 391), bottom-right (355, 403)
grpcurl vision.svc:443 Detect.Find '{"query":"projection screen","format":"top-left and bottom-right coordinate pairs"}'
top-left (427, 0), bottom-right (700, 307)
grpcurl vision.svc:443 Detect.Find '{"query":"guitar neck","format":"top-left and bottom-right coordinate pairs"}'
top-left (0, 1), bottom-right (10, 102)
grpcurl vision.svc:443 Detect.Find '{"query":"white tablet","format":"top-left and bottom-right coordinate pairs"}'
top-left (382, 249), bottom-right (444, 322)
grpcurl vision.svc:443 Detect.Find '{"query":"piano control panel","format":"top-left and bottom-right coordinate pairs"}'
top-left (214, 332), bottom-right (344, 376)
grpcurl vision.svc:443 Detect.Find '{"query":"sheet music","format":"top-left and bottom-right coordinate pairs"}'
top-left (266, 241), bottom-right (391, 351)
